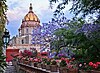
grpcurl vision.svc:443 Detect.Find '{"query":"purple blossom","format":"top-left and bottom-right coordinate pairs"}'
top-left (57, 53), bottom-right (65, 57)
top-left (76, 24), bottom-right (100, 39)
top-left (31, 14), bottom-right (70, 52)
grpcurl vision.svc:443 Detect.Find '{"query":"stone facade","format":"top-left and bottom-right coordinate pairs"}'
top-left (10, 3), bottom-right (41, 52)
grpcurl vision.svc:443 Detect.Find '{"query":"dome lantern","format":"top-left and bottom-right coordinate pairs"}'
top-left (29, 3), bottom-right (32, 11)
top-left (23, 3), bottom-right (40, 22)
top-left (21, 3), bottom-right (40, 28)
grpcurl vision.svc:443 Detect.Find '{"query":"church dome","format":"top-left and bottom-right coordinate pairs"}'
top-left (24, 3), bottom-right (40, 22)
top-left (24, 12), bottom-right (40, 22)
top-left (20, 3), bottom-right (40, 28)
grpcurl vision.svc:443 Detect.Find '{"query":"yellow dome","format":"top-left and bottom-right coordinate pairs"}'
top-left (24, 3), bottom-right (40, 22)
top-left (24, 12), bottom-right (40, 22)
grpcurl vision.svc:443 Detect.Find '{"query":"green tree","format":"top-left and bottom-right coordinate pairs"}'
top-left (0, 0), bottom-right (7, 72)
top-left (49, 0), bottom-right (100, 17)
top-left (51, 17), bottom-right (100, 62)
top-left (74, 24), bottom-right (100, 62)
top-left (50, 0), bottom-right (100, 62)
top-left (50, 18), bottom-right (85, 56)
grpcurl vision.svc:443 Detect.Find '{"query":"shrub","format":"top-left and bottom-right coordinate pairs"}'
top-left (51, 60), bottom-right (57, 65)
top-left (60, 60), bottom-right (67, 67)
top-left (46, 60), bottom-right (51, 65)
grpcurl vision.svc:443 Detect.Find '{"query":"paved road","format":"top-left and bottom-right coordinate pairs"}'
top-left (5, 65), bottom-right (17, 73)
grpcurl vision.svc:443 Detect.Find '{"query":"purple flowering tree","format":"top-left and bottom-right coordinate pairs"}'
top-left (31, 13), bottom-right (69, 54)
top-left (50, 15), bottom-right (100, 61)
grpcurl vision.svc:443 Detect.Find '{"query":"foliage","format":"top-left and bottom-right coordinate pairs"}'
top-left (50, 28), bottom-right (68, 53)
top-left (0, 31), bottom-right (3, 50)
top-left (60, 60), bottom-right (67, 67)
top-left (32, 12), bottom-right (71, 52)
top-left (50, 16), bottom-right (100, 62)
top-left (49, 0), bottom-right (100, 17)
top-left (73, 49), bottom-right (88, 63)
top-left (0, 51), bottom-right (7, 73)
top-left (78, 62), bottom-right (100, 71)
top-left (42, 58), bottom-right (47, 63)
top-left (74, 24), bottom-right (100, 62)
top-left (46, 60), bottom-right (51, 65)
top-left (0, 0), bottom-right (7, 52)
top-left (51, 60), bottom-right (57, 65)
top-left (0, 0), bottom-right (7, 72)
top-left (22, 48), bottom-right (37, 58)
top-left (0, 0), bottom-right (7, 24)
top-left (88, 62), bottom-right (100, 70)
top-left (50, 17), bottom-right (85, 57)
top-left (49, 0), bottom-right (100, 69)
top-left (24, 56), bottom-right (29, 61)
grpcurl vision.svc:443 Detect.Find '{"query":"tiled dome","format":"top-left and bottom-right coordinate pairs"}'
top-left (24, 3), bottom-right (40, 22)
top-left (20, 3), bottom-right (40, 28)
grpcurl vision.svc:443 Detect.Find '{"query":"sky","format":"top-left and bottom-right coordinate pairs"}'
top-left (6, 0), bottom-right (73, 38)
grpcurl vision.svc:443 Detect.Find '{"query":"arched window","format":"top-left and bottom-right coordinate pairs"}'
top-left (22, 39), bottom-right (24, 44)
top-left (26, 28), bottom-right (28, 33)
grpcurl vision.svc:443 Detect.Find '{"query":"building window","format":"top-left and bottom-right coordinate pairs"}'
top-left (22, 39), bottom-right (24, 44)
top-left (26, 28), bottom-right (28, 33)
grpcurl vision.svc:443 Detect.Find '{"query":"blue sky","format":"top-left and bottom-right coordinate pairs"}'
top-left (6, 0), bottom-right (73, 38)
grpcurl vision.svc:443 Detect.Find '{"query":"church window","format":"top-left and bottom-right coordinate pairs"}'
top-left (22, 39), bottom-right (24, 44)
top-left (26, 28), bottom-right (28, 33)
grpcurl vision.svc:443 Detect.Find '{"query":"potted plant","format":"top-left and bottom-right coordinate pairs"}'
top-left (23, 56), bottom-right (29, 65)
top-left (67, 61), bottom-right (78, 73)
top-left (50, 60), bottom-right (58, 72)
top-left (27, 57), bottom-right (33, 66)
top-left (68, 68), bottom-right (78, 73)
top-left (41, 58), bottom-right (47, 69)
top-left (32, 58), bottom-right (39, 67)
top-left (79, 62), bottom-right (100, 73)
top-left (46, 60), bottom-right (51, 70)
top-left (87, 62), bottom-right (100, 73)
top-left (37, 58), bottom-right (42, 68)
top-left (41, 52), bottom-right (48, 56)
top-left (59, 59), bottom-right (67, 73)
top-left (78, 62), bottom-right (89, 73)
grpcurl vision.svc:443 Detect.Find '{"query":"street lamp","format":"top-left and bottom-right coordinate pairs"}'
top-left (2, 28), bottom-right (10, 49)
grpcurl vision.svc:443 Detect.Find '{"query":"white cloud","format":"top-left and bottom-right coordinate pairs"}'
top-left (6, 0), bottom-right (73, 37)
top-left (6, 0), bottom-right (72, 22)
top-left (6, 0), bottom-right (53, 22)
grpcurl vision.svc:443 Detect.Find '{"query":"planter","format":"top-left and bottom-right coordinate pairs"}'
top-left (31, 62), bottom-right (34, 66)
top-left (34, 62), bottom-right (38, 67)
top-left (79, 70), bottom-right (100, 73)
top-left (87, 70), bottom-right (94, 73)
top-left (79, 70), bottom-right (90, 73)
top-left (37, 63), bottom-right (41, 68)
top-left (28, 61), bottom-right (32, 66)
top-left (68, 68), bottom-right (78, 73)
top-left (46, 65), bottom-right (50, 70)
top-left (91, 70), bottom-right (100, 73)
top-left (59, 67), bottom-right (68, 73)
top-left (24, 61), bottom-right (29, 65)
top-left (41, 63), bottom-right (46, 69)
top-left (50, 65), bottom-right (58, 72)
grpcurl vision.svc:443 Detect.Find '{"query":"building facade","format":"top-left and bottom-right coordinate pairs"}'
top-left (10, 3), bottom-right (41, 52)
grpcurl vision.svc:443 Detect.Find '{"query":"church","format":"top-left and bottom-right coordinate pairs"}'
top-left (10, 3), bottom-right (42, 52)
